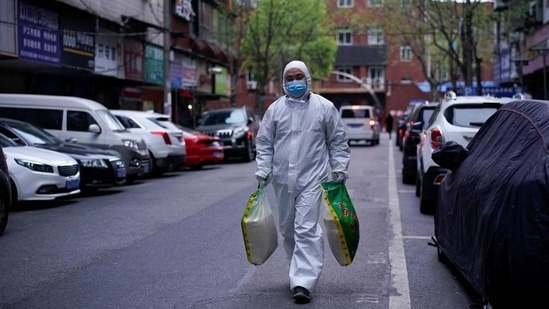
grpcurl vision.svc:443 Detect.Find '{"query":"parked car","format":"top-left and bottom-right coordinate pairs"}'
top-left (0, 134), bottom-right (81, 203)
top-left (0, 117), bottom-right (126, 192)
top-left (396, 104), bottom-right (416, 150)
top-left (401, 102), bottom-right (438, 184)
top-left (416, 91), bottom-right (514, 214)
top-left (176, 125), bottom-right (224, 169)
top-left (431, 98), bottom-right (548, 308)
top-left (195, 106), bottom-right (260, 162)
top-left (0, 144), bottom-right (11, 236)
top-left (0, 94), bottom-right (151, 183)
top-left (111, 110), bottom-right (186, 175)
top-left (339, 105), bottom-right (381, 146)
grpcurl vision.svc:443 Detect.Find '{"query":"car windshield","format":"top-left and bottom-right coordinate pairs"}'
top-left (201, 110), bottom-right (245, 125)
top-left (97, 110), bottom-right (127, 131)
top-left (9, 122), bottom-right (61, 145)
top-left (419, 108), bottom-right (436, 129)
top-left (341, 109), bottom-right (371, 118)
top-left (0, 133), bottom-right (17, 147)
top-left (445, 104), bottom-right (502, 128)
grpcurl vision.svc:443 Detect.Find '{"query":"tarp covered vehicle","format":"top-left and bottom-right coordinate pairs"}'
top-left (432, 99), bottom-right (549, 308)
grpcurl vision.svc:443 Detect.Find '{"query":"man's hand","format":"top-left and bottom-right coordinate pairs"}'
top-left (332, 171), bottom-right (348, 183)
top-left (255, 173), bottom-right (273, 187)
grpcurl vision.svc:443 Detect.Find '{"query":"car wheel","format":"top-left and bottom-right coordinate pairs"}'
top-left (0, 191), bottom-right (8, 236)
top-left (241, 141), bottom-right (255, 162)
top-left (419, 180), bottom-right (434, 214)
top-left (403, 173), bottom-right (415, 185)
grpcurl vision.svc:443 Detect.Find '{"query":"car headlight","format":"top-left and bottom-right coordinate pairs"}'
top-left (233, 127), bottom-right (246, 138)
top-left (122, 139), bottom-right (139, 150)
top-left (80, 158), bottom-right (108, 168)
top-left (15, 158), bottom-right (54, 173)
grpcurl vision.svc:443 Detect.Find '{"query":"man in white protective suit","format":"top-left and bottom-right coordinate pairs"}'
top-left (254, 60), bottom-right (351, 304)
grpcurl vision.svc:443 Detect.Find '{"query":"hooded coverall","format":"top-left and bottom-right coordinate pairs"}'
top-left (255, 60), bottom-right (351, 292)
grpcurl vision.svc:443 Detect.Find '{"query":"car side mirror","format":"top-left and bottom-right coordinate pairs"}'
top-left (410, 122), bottom-right (423, 133)
top-left (88, 124), bottom-right (101, 134)
top-left (247, 117), bottom-right (254, 125)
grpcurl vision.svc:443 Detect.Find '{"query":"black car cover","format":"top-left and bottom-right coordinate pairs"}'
top-left (434, 99), bottom-right (549, 308)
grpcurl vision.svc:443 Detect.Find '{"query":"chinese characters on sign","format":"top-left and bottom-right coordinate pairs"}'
top-left (95, 28), bottom-right (124, 79)
top-left (124, 39), bottom-right (144, 81)
top-left (61, 13), bottom-right (95, 70)
top-left (144, 44), bottom-right (163, 85)
top-left (17, 0), bottom-right (60, 66)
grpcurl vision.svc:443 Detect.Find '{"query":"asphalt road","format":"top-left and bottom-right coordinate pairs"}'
top-left (0, 134), bottom-right (479, 309)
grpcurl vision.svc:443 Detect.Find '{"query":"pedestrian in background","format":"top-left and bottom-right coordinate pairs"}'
top-left (254, 60), bottom-right (351, 304)
top-left (385, 113), bottom-right (394, 139)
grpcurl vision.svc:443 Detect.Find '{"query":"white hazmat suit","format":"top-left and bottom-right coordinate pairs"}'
top-left (255, 60), bottom-right (351, 293)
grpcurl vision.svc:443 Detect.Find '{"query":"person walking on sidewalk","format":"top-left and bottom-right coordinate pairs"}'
top-left (385, 113), bottom-right (394, 140)
top-left (254, 60), bottom-right (351, 304)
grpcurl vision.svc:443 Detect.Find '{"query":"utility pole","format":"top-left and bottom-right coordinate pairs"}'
top-left (163, 0), bottom-right (172, 117)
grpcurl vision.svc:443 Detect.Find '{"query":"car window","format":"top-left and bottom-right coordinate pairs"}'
top-left (67, 110), bottom-right (99, 132)
top-left (444, 104), bottom-right (502, 127)
top-left (115, 116), bottom-right (142, 129)
top-left (201, 110), bottom-right (245, 125)
top-left (341, 109), bottom-right (371, 118)
top-left (0, 133), bottom-right (17, 147)
top-left (3, 121), bottom-right (60, 145)
top-left (0, 107), bottom-right (62, 130)
top-left (96, 110), bottom-right (127, 131)
top-left (147, 117), bottom-right (171, 129)
top-left (420, 108), bottom-right (436, 129)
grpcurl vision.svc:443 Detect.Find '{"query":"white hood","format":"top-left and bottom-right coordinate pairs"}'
top-left (3, 146), bottom-right (78, 166)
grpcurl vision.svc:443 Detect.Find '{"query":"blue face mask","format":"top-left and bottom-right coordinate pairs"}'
top-left (285, 80), bottom-right (307, 98)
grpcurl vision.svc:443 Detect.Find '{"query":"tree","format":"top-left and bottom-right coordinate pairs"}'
top-left (241, 0), bottom-right (337, 115)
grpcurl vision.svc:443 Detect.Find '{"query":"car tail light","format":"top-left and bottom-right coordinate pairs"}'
top-left (246, 130), bottom-right (253, 140)
top-left (433, 173), bottom-right (446, 185)
top-left (152, 131), bottom-right (172, 145)
top-left (430, 128), bottom-right (443, 149)
top-left (369, 119), bottom-right (375, 128)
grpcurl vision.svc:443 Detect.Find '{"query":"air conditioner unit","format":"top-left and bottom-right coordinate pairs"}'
top-left (247, 80), bottom-right (257, 90)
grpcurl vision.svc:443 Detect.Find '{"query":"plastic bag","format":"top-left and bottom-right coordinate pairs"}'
top-left (321, 181), bottom-right (359, 266)
top-left (241, 184), bottom-right (278, 265)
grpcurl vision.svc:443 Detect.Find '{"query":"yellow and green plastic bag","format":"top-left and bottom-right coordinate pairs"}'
top-left (321, 181), bottom-right (359, 266)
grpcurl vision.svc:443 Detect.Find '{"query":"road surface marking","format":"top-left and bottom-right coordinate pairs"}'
top-left (388, 144), bottom-right (412, 309)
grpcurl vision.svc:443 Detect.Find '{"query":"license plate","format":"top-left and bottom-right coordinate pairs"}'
top-left (213, 150), bottom-right (222, 157)
top-left (348, 124), bottom-right (363, 129)
top-left (66, 178), bottom-right (80, 190)
top-left (117, 168), bottom-right (126, 178)
top-left (142, 164), bottom-right (150, 174)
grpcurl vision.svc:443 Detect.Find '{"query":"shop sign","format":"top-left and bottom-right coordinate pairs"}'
top-left (175, 0), bottom-right (195, 22)
top-left (94, 28), bottom-right (124, 79)
top-left (17, 0), bottom-right (60, 66)
top-left (196, 61), bottom-right (211, 93)
top-left (124, 38), bottom-right (143, 81)
top-left (214, 67), bottom-right (229, 96)
top-left (144, 43), bottom-right (163, 85)
top-left (60, 13), bottom-right (94, 70)
top-left (171, 53), bottom-right (183, 89)
top-left (182, 57), bottom-right (197, 88)
top-left (0, 0), bottom-right (16, 56)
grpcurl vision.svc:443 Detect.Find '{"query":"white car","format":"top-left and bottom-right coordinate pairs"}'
top-left (110, 110), bottom-right (186, 175)
top-left (415, 91), bottom-right (514, 214)
top-left (0, 134), bottom-right (80, 202)
top-left (339, 105), bottom-right (381, 146)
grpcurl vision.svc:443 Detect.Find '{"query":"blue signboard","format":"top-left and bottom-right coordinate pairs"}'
top-left (170, 57), bottom-right (182, 89)
top-left (17, 0), bottom-right (60, 66)
top-left (456, 86), bottom-right (521, 98)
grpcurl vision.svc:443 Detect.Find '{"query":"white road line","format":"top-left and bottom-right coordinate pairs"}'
top-left (388, 144), bottom-right (412, 309)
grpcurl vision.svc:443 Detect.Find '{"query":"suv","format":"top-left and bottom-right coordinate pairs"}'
top-left (416, 91), bottom-right (514, 214)
top-left (195, 106), bottom-right (260, 162)
top-left (401, 102), bottom-right (439, 184)
top-left (339, 105), bottom-right (380, 146)
top-left (0, 144), bottom-right (11, 236)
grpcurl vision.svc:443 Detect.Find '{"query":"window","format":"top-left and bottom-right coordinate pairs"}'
top-left (368, 26), bottom-right (384, 45)
top-left (369, 66), bottom-right (385, 82)
top-left (338, 0), bottom-right (353, 8)
top-left (336, 66), bottom-right (353, 82)
top-left (368, 0), bottom-right (383, 7)
top-left (0, 107), bottom-right (62, 130)
top-left (337, 27), bottom-right (352, 45)
top-left (400, 45), bottom-right (412, 61)
top-left (67, 111), bottom-right (98, 132)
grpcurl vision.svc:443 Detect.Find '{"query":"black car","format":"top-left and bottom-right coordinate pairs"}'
top-left (0, 118), bottom-right (126, 192)
top-left (0, 144), bottom-right (11, 236)
top-left (431, 99), bottom-right (549, 308)
top-left (401, 102), bottom-right (438, 184)
top-left (396, 104), bottom-right (416, 150)
top-left (195, 106), bottom-right (260, 162)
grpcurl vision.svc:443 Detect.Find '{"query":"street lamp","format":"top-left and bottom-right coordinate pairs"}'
top-left (530, 42), bottom-right (549, 100)
top-left (330, 71), bottom-right (382, 109)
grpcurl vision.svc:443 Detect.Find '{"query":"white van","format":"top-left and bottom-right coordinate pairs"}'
top-left (0, 94), bottom-right (151, 183)
top-left (339, 105), bottom-right (381, 145)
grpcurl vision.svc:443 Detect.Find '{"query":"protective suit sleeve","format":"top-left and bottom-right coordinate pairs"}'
top-left (325, 102), bottom-right (351, 175)
top-left (254, 103), bottom-right (276, 181)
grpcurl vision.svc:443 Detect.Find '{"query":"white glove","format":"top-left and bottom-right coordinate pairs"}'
top-left (332, 171), bottom-right (348, 183)
top-left (255, 173), bottom-right (272, 187)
